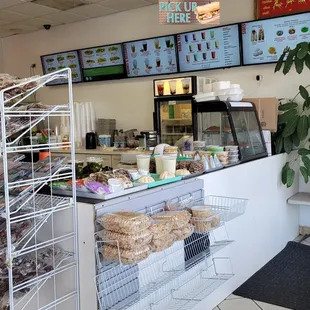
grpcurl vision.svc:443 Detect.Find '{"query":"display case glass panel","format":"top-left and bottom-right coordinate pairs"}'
top-left (159, 100), bottom-right (192, 145)
top-left (197, 111), bottom-right (234, 146)
top-left (230, 110), bottom-right (266, 158)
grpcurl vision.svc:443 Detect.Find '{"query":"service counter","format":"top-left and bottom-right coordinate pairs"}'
top-left (77, 153), bottom-right (299, 310)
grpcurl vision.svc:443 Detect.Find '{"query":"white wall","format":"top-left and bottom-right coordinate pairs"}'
top-left (2, 1), bottom-right (309, 131)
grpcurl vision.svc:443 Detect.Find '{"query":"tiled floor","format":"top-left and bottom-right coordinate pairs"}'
top-left (213, 235), bottom-right (310, 310)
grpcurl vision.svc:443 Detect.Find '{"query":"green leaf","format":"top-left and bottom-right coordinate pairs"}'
top-left (275, 135), bottom-right (283, 154)
top-left (281, 162), bottom-right (289, 185)
top-left (291, 132), bottom-right (300, 147)
top-left (286, 168), bottom-right (295, 188)
top-left (300, 166), bottom-right (309, 183)
top-left (275, 52), bottom-right (286, 73)
top-left (284, 136), bottom-right (293, 154)
top-left (305, 54), bottom-right (310, 70)
top-left (297, 115), bottom-right (309, 141)
top-left (302, 156), bottom-right (310, 172)
top-left (295, 57), bottom-right (304, 74)
top-left (279, 109), bottom-right (297, 122)
top-left (278, 102), bottom-right (298, 111)
top-left (283, 50), bottom-right (295, 75)
top-left (297, 42), bottom-right (309, 59)
top-left (300, 85), bottom-right (309, 100)
top-left (282, 115), bottom-right (299, 137)
top-left (304, 97), bottom-right (310, 110)
top-left (298, 148), bottom-right (310, 156)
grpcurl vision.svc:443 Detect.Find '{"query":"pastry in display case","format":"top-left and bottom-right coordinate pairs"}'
top-left (193, 100), bottom-right (268, 162)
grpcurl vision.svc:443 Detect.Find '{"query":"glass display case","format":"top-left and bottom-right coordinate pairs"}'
top-left (157, 100), bottom-right (193, 145)
top-left (194, 101), bottom-right (267, 162)
top-left (153, 76), bottom-right (198, 145)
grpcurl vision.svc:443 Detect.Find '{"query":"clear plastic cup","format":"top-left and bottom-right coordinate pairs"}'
top-left (162, 156), bottom-right (176, 174)
top-left (182, 78), bottom-right (190, 94)
top-left (169, 80), bottom-right (177, 95)
top-left (155, 156), bottom-right (164, 175)
top-left (136, 154), bottom-right (151, 172)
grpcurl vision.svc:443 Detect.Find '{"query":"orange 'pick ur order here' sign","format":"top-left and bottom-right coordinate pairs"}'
top-left (158, 1), bottom-right (220, 24)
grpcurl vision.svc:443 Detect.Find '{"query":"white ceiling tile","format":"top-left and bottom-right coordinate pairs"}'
top-left (67, 3), bottom-right (117, 18)
top-left (20, 17), bottom-right (62, 28)
top-left (0, 10), bottom-right (31, 22)
top-left (5, 2), bottom-right (59, 17)
top-left (43, 11), bottom-right (89, 23)
top-left (0, 30), bottom-right (21, 37)
top-left (0, 0), bottom-right (30, 9)
top-left (0, 22), bottom-right (38, 32)
top-left (99, 0), bottom-right (152, 11)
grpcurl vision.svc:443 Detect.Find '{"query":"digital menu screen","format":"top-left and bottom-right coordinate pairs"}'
top-left (123, 35), bottom-right (178, 77)
top-left (241, 12), bottom-right (310, 65)
top-left (41, 51), bottom-right (82, 85)
top-left (177, 24), bottom-right (241, 73)
top-left (79, 44), bottom-right (125, 81)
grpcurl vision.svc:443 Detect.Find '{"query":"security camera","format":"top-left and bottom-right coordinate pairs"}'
top-left (43, 24), bottom-right (51, 30)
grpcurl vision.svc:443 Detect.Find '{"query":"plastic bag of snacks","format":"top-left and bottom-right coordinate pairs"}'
top-left (98, 212), bottom-right (151, 234)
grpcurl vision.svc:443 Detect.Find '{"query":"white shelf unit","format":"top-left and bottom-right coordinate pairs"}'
top-left (94, 181), bottom-right (247, 310)
top-left (0, 69), bottom-right (79, 310)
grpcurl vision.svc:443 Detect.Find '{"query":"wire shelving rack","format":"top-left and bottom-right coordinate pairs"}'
top-left (0, 69), bottom-right (79, 310)
top-left (95, 191), bottom-right (247, 310)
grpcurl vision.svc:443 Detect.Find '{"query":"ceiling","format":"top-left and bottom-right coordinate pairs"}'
top-left (0, 0), bottom-right (158, 38)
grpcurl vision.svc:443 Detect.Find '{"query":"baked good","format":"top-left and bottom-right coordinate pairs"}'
top-left (175, 169), bottom-right (191, 176)
top-left (98, 212), bottom-right (151, 234)
top-left (159, 171), bottom-right (175, 180)
top-left (150, 235), bottom-right (174, 252)
top-left (149, 220), bottom-right (173, 238)
top-left (172, 224), bottom-right (194, 241)
top-left (97, 229), bottom-right (152, 250)
top-left (191, 205), bottom-right (214, 218)
top-left (191, 217), bottom-right (212, 233)
top-left (152, 210), bottom-right (191, 229)
top-left (101, 244), bottom-right (150, 264)
top-left (189, 161), bottom-right (205, 174)
top-left (138, 175), bottom-right (155, 184)
top-left (176, 160), bottom-right (191, 170)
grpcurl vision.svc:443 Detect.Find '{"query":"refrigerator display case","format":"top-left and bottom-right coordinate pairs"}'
top-left (153, 76), bottom-right (199, 145)
top-left (194, 100), bottom-right (268, 162)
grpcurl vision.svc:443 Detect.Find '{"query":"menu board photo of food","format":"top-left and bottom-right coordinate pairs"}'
top-left (123, 35), bottom-right (178, 77)
top-left (241, 12), bottom-right (310, 65)
top-left (79, 44), bottom-right (125, 81)
top-left (177, 24), bottom-right (241, 73)
top-left (41, 51), bottom-right (82, 85)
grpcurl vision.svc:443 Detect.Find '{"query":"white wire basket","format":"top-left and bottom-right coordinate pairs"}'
top-left (191, 195), bottom-right (248, 222)
top-left (95, 224), bottom-right (233, 310)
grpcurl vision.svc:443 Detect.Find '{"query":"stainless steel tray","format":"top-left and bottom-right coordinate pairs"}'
top-left (52, 183), bottom-right (148, 201)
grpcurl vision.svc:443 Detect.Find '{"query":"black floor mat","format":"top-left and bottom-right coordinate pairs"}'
top-left (233, 241), bottom-right (310, 310)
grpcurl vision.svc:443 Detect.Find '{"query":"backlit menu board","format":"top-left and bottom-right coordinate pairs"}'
top-left (177, 24), bottom-right (241, 72)
top-left (41, 51), bottom-right (82, 85)
top-left (79, 44), bottom-right (125, 81)
top-left (123, 35), bottom-right (178, 77)
top-left (241, 12), bottom-right (310, 65)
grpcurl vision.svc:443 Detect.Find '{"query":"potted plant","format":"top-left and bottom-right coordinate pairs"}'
top-left (274, 42), bottom-right (310, 187)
